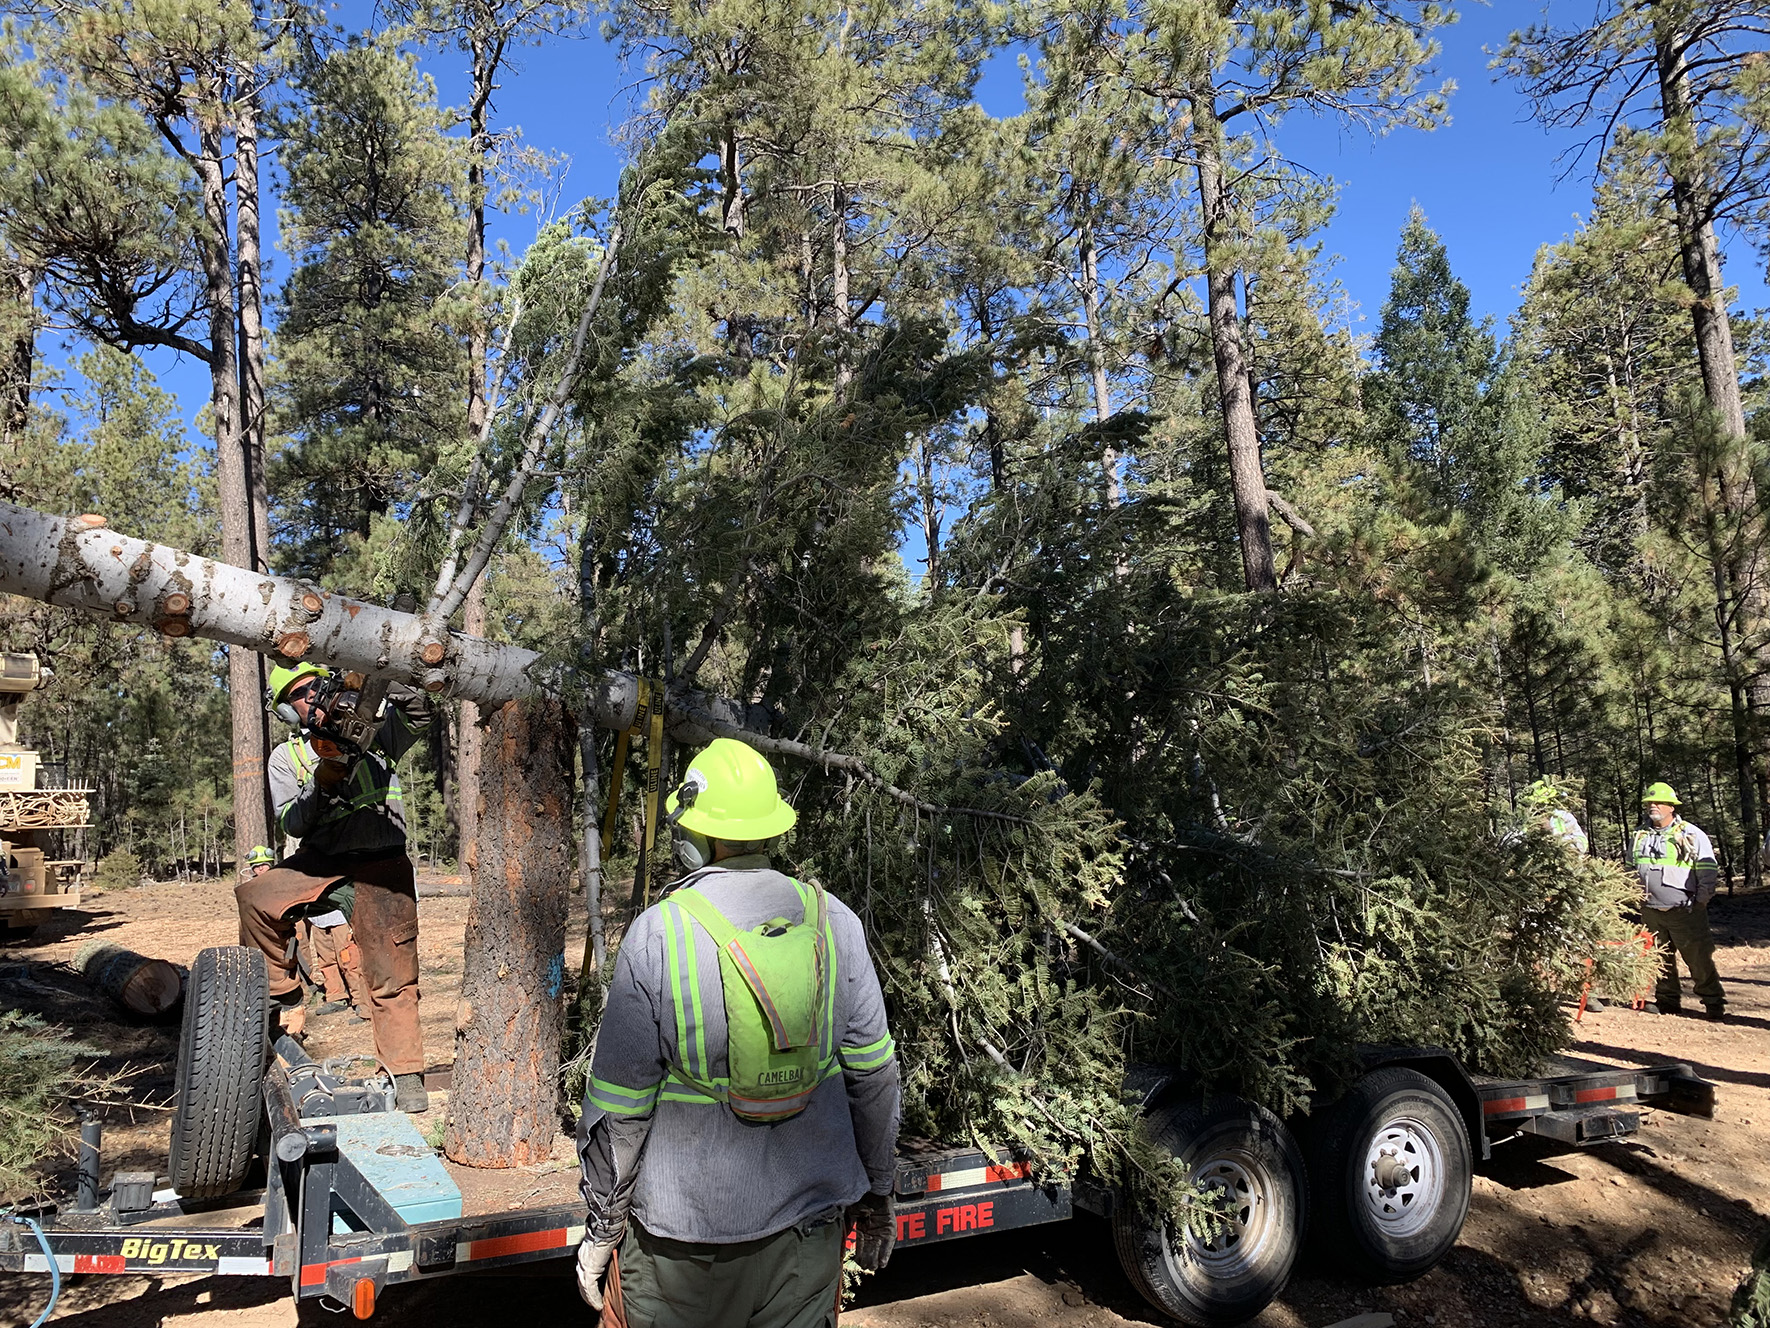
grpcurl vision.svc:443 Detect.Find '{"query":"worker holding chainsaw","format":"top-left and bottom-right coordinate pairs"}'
top-left (575, 738), bottom-right (900, 1328)
top-left (236, 662), bottom-right (434, 1113)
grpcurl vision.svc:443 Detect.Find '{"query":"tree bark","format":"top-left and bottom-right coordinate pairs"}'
top-left (2, 256), bottom-right (34, 470)
top-left (234, 88), bottom-right (271, 576)
top-left (1078, 223), bottom-right (1121, 508)
top-left (444, 698), bottom-right (572, 1166)
top-left (831, 185), bottom-right (852, 395)
top-left (193, 99), bottom-right (270, 865)
top-left (1654, 7), bottom-right (1764, 889)
top-left (1193, 102), bottom-right (1276, 593)
top-left (454, 23), bottom-right (499, 885)
top-left (458, 581), bottom-right (486, 880)
top-left (1652, 11), bottom-right (1747, 443)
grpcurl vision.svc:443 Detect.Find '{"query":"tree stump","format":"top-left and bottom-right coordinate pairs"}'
top-left (75, 941), bottom-right (183, 1017)
top-left (444, 699), bottom-right (572, 1167)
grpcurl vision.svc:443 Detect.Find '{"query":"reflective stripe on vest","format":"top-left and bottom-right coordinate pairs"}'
top-left (659, 877), bottom-right (839, 1114)
top-left (279, 737), bottom-right (403, 835)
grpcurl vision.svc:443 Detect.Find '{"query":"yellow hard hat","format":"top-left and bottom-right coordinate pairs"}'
top-left (267, 661), bottom-right (329, 705)
top-left (1641, 781), bottom-right (1682, 806)
top-left (246, 845), bottom-right (276, 866)
top-left (666, 738), bottom-right (796, 840)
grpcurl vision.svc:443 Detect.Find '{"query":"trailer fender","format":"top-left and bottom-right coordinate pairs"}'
top-left (1352, 1048), bottom-right (1485, 1161)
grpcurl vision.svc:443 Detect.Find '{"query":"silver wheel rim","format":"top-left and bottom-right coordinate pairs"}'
top-left (1360, 1114), bottom-right (1445, 1239)
top-left (1164, 1144), bottom-right (1279, 1280)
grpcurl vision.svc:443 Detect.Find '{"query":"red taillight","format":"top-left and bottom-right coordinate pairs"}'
top-left (352, 1278), bottom-right (376, 1320)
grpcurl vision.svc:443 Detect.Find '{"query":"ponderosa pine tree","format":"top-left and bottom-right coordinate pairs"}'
top-left (271, 37), bottom-right (469, 587)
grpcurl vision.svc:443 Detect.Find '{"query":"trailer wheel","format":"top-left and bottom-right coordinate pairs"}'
top-left (168, 946), bottom-right (269, 1200)
top-left (1112, 1096), bottom-right (1307, 1327)
top-left (1307, 1066), bottom-right (1470, 1284)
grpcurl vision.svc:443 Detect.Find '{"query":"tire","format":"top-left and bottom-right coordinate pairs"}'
top-left (1112, 1096), bottom-right (1308, 1326)
top-left (168, 946), bottom-right (269, 1200)
top-left (1306, 1067), bottom-right (1471, 1284)
top-left (0, 923), bottom-right (39, 943)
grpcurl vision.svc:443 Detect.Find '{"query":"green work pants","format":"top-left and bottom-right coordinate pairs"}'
top-left (1643, 903), bottom-right (1724, 1009)
top-left (614, 1212), bottom-right (844, 1328)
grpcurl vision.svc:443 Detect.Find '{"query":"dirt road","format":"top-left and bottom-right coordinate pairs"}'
top-left (3, 877), bottom-right (1768, 1328)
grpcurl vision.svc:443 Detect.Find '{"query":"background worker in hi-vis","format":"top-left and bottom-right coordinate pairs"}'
top-left (575, 738), bottom-right (900, 1328)
top-left (1631, 782), bottom-right (1725, 1020)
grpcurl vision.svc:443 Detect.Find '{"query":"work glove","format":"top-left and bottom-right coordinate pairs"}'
top-left (576, 1234), bottom-right (617, 1310)
top-left (389, 683), bottom-right (435, 725)
top-left (309, 738), bottom-right (352, 789)
top-left (845, 1191), bottom-right (895, 1272)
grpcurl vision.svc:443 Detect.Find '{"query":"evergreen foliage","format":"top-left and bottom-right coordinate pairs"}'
top-left (270, 36), bottom-right (469, 587)
top-left (0, 1012), bottom-right (118, 1203)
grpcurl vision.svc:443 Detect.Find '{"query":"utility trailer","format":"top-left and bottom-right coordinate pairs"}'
top-left (0, 948), bottom-right (1719, 1327)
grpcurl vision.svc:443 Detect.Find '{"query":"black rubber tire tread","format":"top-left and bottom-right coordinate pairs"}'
top-left (168, 946), bottom-right (268, 1200)
top-left (1111, 1096), bottom-right (1308, 1327)
top-left (1305, 1066), bottom-right (1472, 1285)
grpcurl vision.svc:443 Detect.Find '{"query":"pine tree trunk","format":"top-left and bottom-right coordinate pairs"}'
top-left (458, 582), bottom-right (487, 880)
top-left (194, 102), bottom-right (269, 866)
top-left (1193, 103), bottom-right (1276, 594)
top-left (234, 90), bottom-right (271, 575)
top-left (234, 84), bottom-right (274, 850)
top-left (1078, 223), bottom-right (1121, 508)
top-left (1654, 8), bottom-right (1764, 890)
top-left (1653, 12), bottom-right (1747, 442)
top-left (454, 29), bottom-right (497, 885)
top-left (444, 698), bottom-right (572, 1167)
top-left (831, 185), bottom-right (852, 395)
top-left (2, 255), bottom-right (33, 468)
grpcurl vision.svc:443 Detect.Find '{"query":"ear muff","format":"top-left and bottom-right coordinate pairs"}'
top-left (673, 825), bottom-right (711, 874)
top-left (265, 684), bottom-right (301, 726)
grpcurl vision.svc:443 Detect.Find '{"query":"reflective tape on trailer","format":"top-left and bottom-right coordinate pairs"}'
top-left (455, 1223), bottom-right (583, 1265)
top-left (300, 1251), bottom-right (415, 1287)
top-left (1482, 1093), bottom-right (1551, 1117)
top-left (10, 1232), bottom-right (271, 1277)
top-left (924, 1161), bottom-right (1033, 1192)
top-left (1572, 1083), bottom-right (1637, 1104)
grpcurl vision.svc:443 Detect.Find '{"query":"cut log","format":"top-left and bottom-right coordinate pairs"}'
top-left (444, 699), bottom-right (573, 1167)
top-left (0, 501), bottom-right (767, 741)
top-left (75, 941), bottom-right (183, 1017)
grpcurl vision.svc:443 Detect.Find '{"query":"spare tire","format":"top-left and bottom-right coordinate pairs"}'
top-left (168, 946), bottom-right (268, 1200)
top-left (1112, 1095), bottom-right (1308, 1326)
top-left (1306, 1066), bottom-right (1471, 1284)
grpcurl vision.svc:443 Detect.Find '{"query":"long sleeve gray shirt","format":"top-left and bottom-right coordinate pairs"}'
top-left (266, 705), bottom-right (429, 858)
top-left (577, 860), bottom-right (900, 1245)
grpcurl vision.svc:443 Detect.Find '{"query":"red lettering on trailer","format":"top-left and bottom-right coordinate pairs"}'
top-left (465, 1228), bottom-right (570, 1262)
top-left (932, 1202), bottom-right (997, 1236)
top-left (896, 1212), bottom-right (927, 1242)
top-left (301, 1257), bottom-right (360, 1287)
top-left (74, 1254), bottom-right (124, 1274)
top-left (1574, 1086), bottom-right (1617, 1103)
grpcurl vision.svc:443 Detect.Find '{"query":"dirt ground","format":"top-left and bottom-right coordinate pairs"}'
top-left (4, 877), bottom-right (1770, 1328)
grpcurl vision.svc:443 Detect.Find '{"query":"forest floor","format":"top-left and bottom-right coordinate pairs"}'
top-left (3, 875), bottom-right (1769, 1328)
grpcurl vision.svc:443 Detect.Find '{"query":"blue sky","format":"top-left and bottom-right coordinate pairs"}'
top-left (63, 2), bottom-right (1770, 436)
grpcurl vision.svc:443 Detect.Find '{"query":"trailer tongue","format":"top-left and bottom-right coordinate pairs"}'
top-left (0, 948), bottom-right (1721, 1327)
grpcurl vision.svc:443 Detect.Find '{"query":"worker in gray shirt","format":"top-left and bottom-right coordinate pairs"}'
top-left (237, 662), bottom-right (434, 1111)
top-left (576, 738), bottom-right (900, 1328)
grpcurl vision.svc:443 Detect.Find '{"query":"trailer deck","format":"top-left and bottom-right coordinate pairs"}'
top-left (0, 1039), bottom-right (1719, 1321)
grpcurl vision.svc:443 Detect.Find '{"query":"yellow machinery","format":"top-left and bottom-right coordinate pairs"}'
top-left (0, 653), bottom-right (93, 936)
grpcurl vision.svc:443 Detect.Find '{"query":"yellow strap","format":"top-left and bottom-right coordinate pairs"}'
top-left (602, 681), bottom-right (648, 848)
top-left (641, 687), bottom-right (665, 907)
